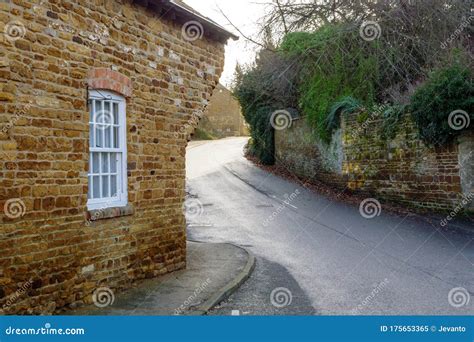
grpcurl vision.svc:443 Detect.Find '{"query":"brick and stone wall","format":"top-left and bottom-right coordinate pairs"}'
top-left (196, 83), bottom-right (247, 138)
top-left (275, 112), bottom-right (472, 212)
top-left (0, 0), bottom-right (225, 314)
top-left (275, 118), bottom-right (346, 189)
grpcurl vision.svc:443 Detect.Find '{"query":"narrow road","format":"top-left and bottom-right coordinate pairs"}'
top-left (186, 137), bottom-right (473, 315)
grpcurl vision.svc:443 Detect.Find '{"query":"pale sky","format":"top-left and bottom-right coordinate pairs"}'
top-left (183, 0), bottom-right (269, 88)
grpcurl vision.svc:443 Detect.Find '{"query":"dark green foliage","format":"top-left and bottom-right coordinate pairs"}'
top-left (410, 64), bottom-right (473, 146)
top-left (232, 46), bottom-right (298, 165)
top-left (280, 27), bottom-right (377, 141)
top-left (325, 96), bottom-right (362, 140)
top-left (233, 67), bottom-right (277, 165)
top-left (380, 105), bottom-right (407, 140)
top-left (279, 27), bottom-right (335, 56)
top-left (245, 107), bottom-right (275, 165)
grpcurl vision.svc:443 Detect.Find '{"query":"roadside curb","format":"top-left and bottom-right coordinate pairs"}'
top-left (186, 141), bottom-right (209, 149)
top-left (188, 240), bottom-right (256, 315)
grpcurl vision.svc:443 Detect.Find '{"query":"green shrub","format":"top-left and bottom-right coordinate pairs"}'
top-left (410, 64), bottom-right (473, 146)
top-left (280, 27), bottom-right (378, 142)
top-left (380, 105), bottom-right (407, 140)
top-left (233, 67), bottom-right (278, 165)
top-left (325, 96), bottom-right (362, 139)
top-left (246, 106), bottom-right (275, 165)
top-left (232, 46), bottom-right (298, 165)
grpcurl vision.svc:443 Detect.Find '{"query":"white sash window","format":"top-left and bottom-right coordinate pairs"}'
top-left (87, 90), bottom-right (128, 210)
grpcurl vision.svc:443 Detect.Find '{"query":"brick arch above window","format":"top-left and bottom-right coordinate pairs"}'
top-left (87, 68), bottom-right (132, 98)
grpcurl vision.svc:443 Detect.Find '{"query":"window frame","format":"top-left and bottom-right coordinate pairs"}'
top-left (87, 90), bottom-right (128, 211)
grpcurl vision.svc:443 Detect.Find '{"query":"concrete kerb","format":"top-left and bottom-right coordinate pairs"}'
top-left (187, 240), bottom-right (256, 315)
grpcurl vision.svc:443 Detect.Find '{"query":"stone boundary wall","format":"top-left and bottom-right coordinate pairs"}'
top-left (275, 113), bottom-right (473, 212)
top-left (275, 119), bottom-right (346, 189)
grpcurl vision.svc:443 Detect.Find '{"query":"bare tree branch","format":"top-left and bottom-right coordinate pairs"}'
top-left (216, 5), bottom-right (276, 52)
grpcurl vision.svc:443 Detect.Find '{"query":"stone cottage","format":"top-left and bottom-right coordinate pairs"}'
top-left (0, 0), bottom-right (237, 314)
top-left (196, 83), bottom-right (248, 138)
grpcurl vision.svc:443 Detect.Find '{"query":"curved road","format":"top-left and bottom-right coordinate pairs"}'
top-left (186, 137), bottom-right (473, 315)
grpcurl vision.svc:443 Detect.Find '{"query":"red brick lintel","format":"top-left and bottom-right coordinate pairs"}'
top-left (87, 68), bottom-right (132, 98)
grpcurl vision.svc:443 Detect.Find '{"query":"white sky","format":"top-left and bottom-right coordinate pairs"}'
top-left (183, 0), bottom-right (269, 87)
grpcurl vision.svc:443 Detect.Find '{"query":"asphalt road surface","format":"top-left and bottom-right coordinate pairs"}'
top-left (185, 137), bottom-right (473, 316)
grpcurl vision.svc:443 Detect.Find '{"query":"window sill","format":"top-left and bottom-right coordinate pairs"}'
top-left (86, 204), bottom-right (134, 223)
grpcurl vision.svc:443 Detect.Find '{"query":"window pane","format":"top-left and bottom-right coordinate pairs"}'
top-left (88, 151), bottom-right (92, 175)
top-left (95, 101), bottom-right (102, 123)
top-left (113, 126), bottom-right (119, 148)
top-left (88, 100), bottom-right (93, 122)
top-left (104, 102), bottom-right (111, 147)
top-left (104, 102), bottom-right (111, 119)
top-left (101, 153), bottom-right (109, 173)
top-left (89, 124), bottom-right (94, 147)
top-left (96, 126), bottom-right (103, 148)
top-left (92, 153), bottom-right (100, 173)
top-left (113, 103), bottom-right (119, 124)
top-left (111, 175), bottom-right (117, 197)
top-left (110, 154), bottom-right (117, 173)
top-left (88, 176), bottom-right (92, 199)
top-left (95, 101), bottom-right (104, 147)
top-left (105, 126), bottom-right (111, 148)
top-left (102, 175), bottom-right (109, 198)
top-left (93, 175), bottom-right (100, 198)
